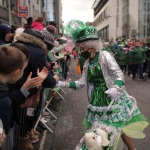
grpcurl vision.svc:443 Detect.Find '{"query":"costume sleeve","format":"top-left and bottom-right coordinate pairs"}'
top-left (104, 52), bottom-right (125, 83)
top-left (56, 61), bottom-right (87, 89)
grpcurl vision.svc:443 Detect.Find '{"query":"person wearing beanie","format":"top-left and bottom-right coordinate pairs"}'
top-left (46, 25), bottom-right (56, 35)
top-left (0, 23), bottom-right (12, 45)
top-left (40, 29), bottom-right (54, 50)
top-left (31, 16), bottom-right (44, 31)
top-left (14, 28), bottom-right (59, 149)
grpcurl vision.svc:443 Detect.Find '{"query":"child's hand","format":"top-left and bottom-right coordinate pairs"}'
top-left (53, 62), bottom-right (59, 69)
top-left (53, 75), bottom-right (59, 82)
top-left (22, 72), bottom-right (43, 90)
top-left (37, 67), bottom-right (49, 81)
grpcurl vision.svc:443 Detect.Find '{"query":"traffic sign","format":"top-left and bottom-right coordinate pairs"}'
top-left (18, 6), bottom-right (28, 17)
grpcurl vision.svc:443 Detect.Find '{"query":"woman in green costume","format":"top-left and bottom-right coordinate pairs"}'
top-left (58, 20), bottom-right (147, 150)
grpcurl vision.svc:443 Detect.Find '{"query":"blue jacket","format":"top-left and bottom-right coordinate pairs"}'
top-left (0, 83), bottom-right (13, 134)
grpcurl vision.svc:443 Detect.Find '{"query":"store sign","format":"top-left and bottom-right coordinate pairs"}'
top-left (18, 6), bottom-right (28, 17)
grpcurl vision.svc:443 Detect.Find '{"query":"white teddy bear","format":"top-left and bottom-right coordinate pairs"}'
top-left (84, 128), bottom-right (110, 150)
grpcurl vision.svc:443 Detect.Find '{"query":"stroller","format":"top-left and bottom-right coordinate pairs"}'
top-left (75, 95), bottom-right (149, 150)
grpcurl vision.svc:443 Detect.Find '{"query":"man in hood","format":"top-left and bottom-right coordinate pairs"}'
top-left (0, 24), bottom-right (12, 45)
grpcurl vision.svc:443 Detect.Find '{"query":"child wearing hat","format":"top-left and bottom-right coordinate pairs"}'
top-left (0, 45), bottom-right (27, 147)
top-left (108, 41), bottom-right (118, 55)
top-left (31, 16), bottom-right (44, 31)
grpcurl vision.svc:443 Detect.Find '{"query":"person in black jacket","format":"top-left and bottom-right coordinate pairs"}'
top-left (14, 29), bottom-right (59, 150)
top-left (0, 45), bottom-right (27, 148)
top-left (0, 24), bottom-right (12, 45)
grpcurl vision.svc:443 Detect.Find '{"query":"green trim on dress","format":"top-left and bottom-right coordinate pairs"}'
top-left (83, 53), bottom-right (146, 130)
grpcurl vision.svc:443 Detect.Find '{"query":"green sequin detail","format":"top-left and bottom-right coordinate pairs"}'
top-left (83, 53), bottom-right (145, 130)
top-left (87, 53), bottom-right (110, 106)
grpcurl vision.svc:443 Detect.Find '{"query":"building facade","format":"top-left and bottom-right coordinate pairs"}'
top-left (19, 0), bottom-right (42, 25)
top-left (43, 0), bottom-right (63, 35)
top-left (92, 0), bottom-right (150, 40)
top-left (0, 0), bottom-right (21, 25)
top-left (138, 0), bottom-right (150, 39)
top-left (0, 0), bottom-right (42, 26)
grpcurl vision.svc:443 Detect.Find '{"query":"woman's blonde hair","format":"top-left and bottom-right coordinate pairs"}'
top-left (35, 16), bottom-right (44, 22)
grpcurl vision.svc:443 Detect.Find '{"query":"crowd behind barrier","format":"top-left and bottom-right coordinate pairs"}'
top-left (0, 16), bottom-right (71, 150)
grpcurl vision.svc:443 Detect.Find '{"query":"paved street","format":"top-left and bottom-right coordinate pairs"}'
top-left (37, 58), bottom-right (150, 150)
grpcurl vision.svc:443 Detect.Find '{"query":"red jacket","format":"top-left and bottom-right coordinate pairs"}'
top-left (31, 22), bottom-right (44, 31)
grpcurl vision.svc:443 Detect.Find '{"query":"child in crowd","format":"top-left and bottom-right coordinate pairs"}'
top-left (0, 45), bottom-right (27, 147)
top-left (31, 16), bottom-right (44, 31)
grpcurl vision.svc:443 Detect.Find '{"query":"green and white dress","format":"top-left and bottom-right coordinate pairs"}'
top-left (82, 53), bottom-right (146, 130)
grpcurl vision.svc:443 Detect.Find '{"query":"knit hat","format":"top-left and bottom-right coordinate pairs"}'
top-left (118, 42), bottom-right (125, 47)
top-left (47, 51), bottom-right (57, 63)
top-left (41, 29), bottom-right (54, 50)
top-left (0, 23), bottom-right (11, 41)
top-left (46, 25), bottom-right (56, 34)
top-left (23, 28), bottom-right (44, 41)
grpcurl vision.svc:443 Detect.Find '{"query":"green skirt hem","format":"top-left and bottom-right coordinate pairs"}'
top-left (83, 113), bottom-right (147, 129)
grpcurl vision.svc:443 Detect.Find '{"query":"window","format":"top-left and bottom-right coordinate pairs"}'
top-left (23, 0), bottom-right (26, 5)
top-left (2, 0), bottom-right (7, 7)
top-left (117, 0), bottom-right (119, 7)
top-left (33, 5), bottom-right (35, 18)
top-left (122, 0), bottom-right (129, 8)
